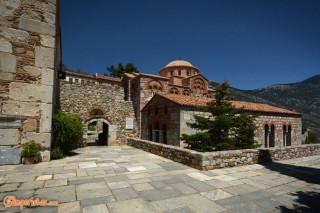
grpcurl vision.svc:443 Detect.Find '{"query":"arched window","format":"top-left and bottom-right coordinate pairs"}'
top-left (164, 106), bottom-right (168, 114)
top-left (149, 125), bottom-right (152, 141)
top-left (169, 88), bottom-right (179, 95)
top-left (148, 80), bottom-right (163, 92)
top-left (162, 124), bottom-right (167, 144)
top-left (90, 109), bottom-right (104, 116)
top-left (187, 70), bottom-right (190, 76)
top-left (283, 125), bottom-right (287, 146)
top-left (178, 70), bottom-right (181, 76)
top-left (270, 124), bottom-right (275, 147)
top-left (287, 125), bottom-right (292, 146)
top-left (155, 106), bottom-right (158, 115)
top-left (155, 122), bottom-right (160, 142)
top-left (264, 124), bottom-right (269, 148)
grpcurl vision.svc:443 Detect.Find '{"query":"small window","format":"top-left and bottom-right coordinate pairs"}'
top-left (69, 78), bottom-right (73, 83)
top-left (187, 70), bottom-right (190, 76)
top-left (149, 86), bottom-right (152, 90)
top-left (75, 79), bottom-right (79, 83)
top-left (81, 79), bottom-right (85, 84)
top-left (178, 70), bottom-right (181, 76)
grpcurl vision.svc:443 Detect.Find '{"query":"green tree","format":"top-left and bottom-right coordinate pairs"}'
top-left (105, 63), bottom-right (139, 78)
top-left (181, 81), bottom-right (258, 151)
top-left (304, 131), bottom-right (319, 144)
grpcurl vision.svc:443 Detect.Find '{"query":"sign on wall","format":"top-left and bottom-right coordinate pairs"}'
top-left (125, 117), bottom-right (134, 129)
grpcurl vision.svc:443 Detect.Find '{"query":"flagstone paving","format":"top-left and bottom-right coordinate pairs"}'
top-left (0, 146), bottom-right (320, 212)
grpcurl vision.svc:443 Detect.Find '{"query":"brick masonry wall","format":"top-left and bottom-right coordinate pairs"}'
top-left (128, 138), bottom-right (320, 170)
top-left (0, 0), bottom-right (58, 164)
top-left (60, 81), bottom-right (138, 145)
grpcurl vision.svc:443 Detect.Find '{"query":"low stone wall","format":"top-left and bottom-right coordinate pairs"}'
top-left (128, 138), bottom-right (320, 170)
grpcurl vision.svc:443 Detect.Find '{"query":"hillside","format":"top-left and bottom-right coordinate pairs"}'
top-left (210, 75), bottom-right (320, 134)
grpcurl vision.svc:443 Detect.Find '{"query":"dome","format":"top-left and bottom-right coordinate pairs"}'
top-left (165, 60), bottom-right (194, 68)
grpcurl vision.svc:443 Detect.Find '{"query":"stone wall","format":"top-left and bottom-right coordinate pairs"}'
top-left (60, 81), bottom-right (138, 145)
top-left (180, 109), bottom-right (302, 148)
top-left (128, 138), bottom-right (320, 170)
top-left (0, 0), bottom-right (60, 164)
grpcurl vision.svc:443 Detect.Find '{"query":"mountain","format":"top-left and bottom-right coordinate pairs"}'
top-left (210, 75), bottom-right (320, 135)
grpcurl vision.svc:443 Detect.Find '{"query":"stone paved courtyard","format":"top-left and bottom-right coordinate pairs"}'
top-left (0, 146), bottom-right (320, 213)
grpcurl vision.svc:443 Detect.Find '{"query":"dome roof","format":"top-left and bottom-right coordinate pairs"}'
top-left (165, 60), bottom-right (194, 68)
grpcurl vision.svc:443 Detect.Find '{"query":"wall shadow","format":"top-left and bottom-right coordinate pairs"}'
top-left (276, 191), bottom-right (320, 213)
top-left (258, 151), bottom-right (320, 212)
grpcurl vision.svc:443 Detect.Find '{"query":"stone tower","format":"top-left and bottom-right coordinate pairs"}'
top-left (0, 0), bottom-right (62, 164)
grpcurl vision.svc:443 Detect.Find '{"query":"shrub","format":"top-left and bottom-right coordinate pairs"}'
top-left (21, 140), bottom-right (43, 157)
top-left (305, 132), bottom-right (319, 144)
top-left (51, 147), bottom-right (64, 160)
top-left (52, 110), bottom-right (83, 155)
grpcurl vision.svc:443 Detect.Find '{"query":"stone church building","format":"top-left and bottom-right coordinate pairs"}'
top-left (120, 60), bottom-right (302, 148)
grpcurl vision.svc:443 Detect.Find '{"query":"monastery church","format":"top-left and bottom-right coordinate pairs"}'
top-left (65, 60), bottom-right (302, 149)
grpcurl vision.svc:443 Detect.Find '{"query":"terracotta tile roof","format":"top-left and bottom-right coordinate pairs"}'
top-left (157, 93), bottom-right (301, 116)
top-left (97, 75), bottom-right (121, 82)
top-left (66, 71), bottom-right (95, 79)
top-left (136, 73), bottom-right (170, 80)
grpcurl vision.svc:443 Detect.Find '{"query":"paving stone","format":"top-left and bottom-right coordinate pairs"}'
top-left (81, 196), bottom-right (115, 207)
top-left (263, 185), bottom-right (293, 196)
top-left (44, 178), bottom-right (67, 188)
top-left (127, 166), bottom-right (147, 172)
top-left (163, 206), bottom-right (196, 213)
top-left (36, 175), bottom-right (52, 181)
top-left (255, 199), bottom-right (284, 211)
top-left (69, 177), bottom-right (104, 185)
top-left (107, 198), bottom-right (153, 213)
top-left (112, 187), bottom-right (139, 201)
top-left (222, 184), bottom-right (258, 195)
top-left (0, 190), bottom-right (34, 202)
top-left (35, 185), bottom-right (76, 203)
top-left (215, 196), bottom-right (251, 209)
top-left (4, 175), bottom-right (35, 183)
top-left (83, 204), bottom-right (109, 213)
top-left (0, 183), bottom-right (20, 192)
top-left (76, 182), bottom-right (112, 200)
top-left (226, 202), bottom-right (267, 213)
top-left (177, 194), bottom-right (226, 213)
top-left (150, 180), bottom-right (168, 188)
top-left (240, 190), bottom-right (273, 201)
top-left (18, 181), bottom-right (45, 190)
top-left (185, 180), bottom-right (214, 192)
top-left (200, 189), bottom-right (233, 201)
top-left (206, 179), bottom-right (231, 188)
top-left (139, 187), bottom-right (183, 201)
top-left (107, 181), bottom-right (130, 189)
top-left (170, 183), bottom-right (198, 194)
top-left (54, 172), bottom-right (76, 179)
top-left (132, 183), bottom-right (154, 191)
top-left (187, 172), bottom-right (213, 181)
top-left (57, 201), bottom-right (81, 213)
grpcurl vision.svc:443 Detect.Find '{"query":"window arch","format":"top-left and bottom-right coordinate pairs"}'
top-left (287, 125), bottom-right (292, 146)
top-left (264, 124), bottom-right (269, 148)
top-left (169, 88), bottom-right (179, 95)
top-left (183, 90), bottom-right (190, 96)
top-left (90, 108), bottom-right (104, 116)
top-left (270, 124), bottom-right (275, 147)
top-left (193, 78), bottom-right (205, 96)
top-left (148, 80), bottom-right (163, 92)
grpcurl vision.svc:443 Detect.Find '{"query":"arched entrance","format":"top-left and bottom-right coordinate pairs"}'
top-left (86, 118), bottom-right (110, 146)
top-left (84, 108), bottom-right (118, 146)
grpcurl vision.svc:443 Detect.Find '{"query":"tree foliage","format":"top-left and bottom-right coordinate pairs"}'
top-left (105, 63), bottom-right (139, 78)
top-left (181, 81), bottom-right (258, 151)
top-left (304, 131), bottom-right (319, 144)
top-left (52, 110), bottom-right (84, 155)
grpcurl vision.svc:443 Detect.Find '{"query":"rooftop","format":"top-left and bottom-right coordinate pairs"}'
top-left (155, 93), bottom-right (301, 116)
top-left (165, 60), bottom-right (194, 68)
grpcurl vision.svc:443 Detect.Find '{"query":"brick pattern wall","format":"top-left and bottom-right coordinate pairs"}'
top-left (60, 81), bottom-right (138, 145)
top-left (129, 138), bottom-right (320, 170)
top-left (0, 0), bottom-right (58, 164)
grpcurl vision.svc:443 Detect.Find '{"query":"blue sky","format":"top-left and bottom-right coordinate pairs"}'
top-left (60, 0), bottom-right (320, 90)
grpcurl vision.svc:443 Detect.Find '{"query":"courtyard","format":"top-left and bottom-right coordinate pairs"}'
top-left (0, 146), bottom-right (320, 213)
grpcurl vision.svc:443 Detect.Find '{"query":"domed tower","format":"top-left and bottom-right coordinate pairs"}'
top-left (159, 60), bottom-right (200, 78)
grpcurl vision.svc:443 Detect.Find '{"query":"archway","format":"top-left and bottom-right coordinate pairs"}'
top-left (86, 118), bottom-right (109, 146)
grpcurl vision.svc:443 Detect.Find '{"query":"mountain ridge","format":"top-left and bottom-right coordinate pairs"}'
top-left (210, 75), bottom-right (320, 133)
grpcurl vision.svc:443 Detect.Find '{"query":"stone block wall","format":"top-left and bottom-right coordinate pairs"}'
top-left (0, 0), bottom-right (59, 164)
top-left (128, 138), bottom-right (320, 170)
top-left (60, 81), bottom-right (138, 145)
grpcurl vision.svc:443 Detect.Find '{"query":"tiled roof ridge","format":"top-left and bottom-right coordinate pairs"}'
top-left (156, 93), bottom-right (301, 116)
